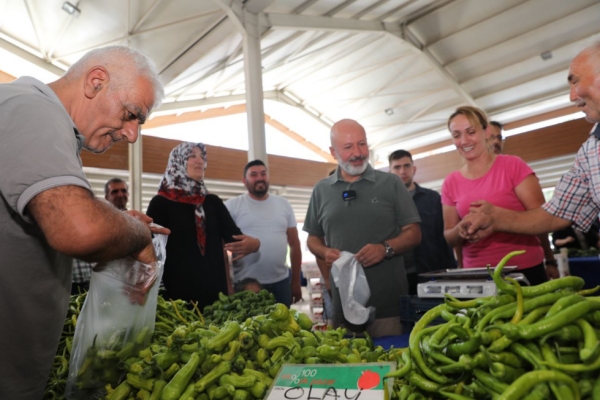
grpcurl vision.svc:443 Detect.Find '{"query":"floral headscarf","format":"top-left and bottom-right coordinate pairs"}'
top-left (158, 142), bottom-right (209, 255)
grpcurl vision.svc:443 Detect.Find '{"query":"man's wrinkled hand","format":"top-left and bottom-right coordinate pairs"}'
top-left (125, 261), bottom-right (158, 305)
top-left (458, 214), bottom-right (495, 243)
top-left (469, 200), bottom-right (495, 215)
top-left (355, 243), bottom-right (386, 267)
top-left (132, 243), bottom-right (157, 265)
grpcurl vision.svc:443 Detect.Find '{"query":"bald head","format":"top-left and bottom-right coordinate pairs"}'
top-left (329, 119), bottom-right (369, 179)
top-left (569, 41), bottom-right (600, 123)
top-left (330, 119), bottom-right (366, 143)
top-left (580, 41), bottom-right (600, 68)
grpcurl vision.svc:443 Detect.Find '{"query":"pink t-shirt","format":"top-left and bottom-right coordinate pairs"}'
top-left (441, 154), bottom-right (543, 270)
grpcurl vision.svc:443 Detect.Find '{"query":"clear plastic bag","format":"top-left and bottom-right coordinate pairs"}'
top-left (330, 251), bottom-right (376, 325)
top-left (65, 234), bottom-right (167, 399)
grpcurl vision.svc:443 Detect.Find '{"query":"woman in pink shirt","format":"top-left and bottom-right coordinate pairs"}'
top-left (441, 106), bottom-right (558, 285)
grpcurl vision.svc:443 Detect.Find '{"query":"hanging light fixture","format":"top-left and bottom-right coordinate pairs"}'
top-left (62, 2), bottom-right (81, 17)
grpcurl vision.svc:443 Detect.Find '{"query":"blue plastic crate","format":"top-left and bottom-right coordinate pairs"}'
top-left (399, 295), bottom-right (445, 334)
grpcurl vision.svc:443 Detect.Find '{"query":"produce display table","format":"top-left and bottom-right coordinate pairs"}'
top-left (568, 256), bottom-right (600, 290)
top-left (373, 334), bottom-right (410, 350)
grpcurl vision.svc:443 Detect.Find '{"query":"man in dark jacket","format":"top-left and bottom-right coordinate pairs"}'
top-left (389, 149), bottom-right (456, 294)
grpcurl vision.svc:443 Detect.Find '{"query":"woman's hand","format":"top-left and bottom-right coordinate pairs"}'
top-left (225, 235), bottom-right (260, 261)
top-left (469, 200), bottom-right (496, 215)
top-left (545, 264), bottom-right (560, 279)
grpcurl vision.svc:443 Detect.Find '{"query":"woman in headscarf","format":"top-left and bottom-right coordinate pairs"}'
top-left (147, 142), bottom-right (260, 307)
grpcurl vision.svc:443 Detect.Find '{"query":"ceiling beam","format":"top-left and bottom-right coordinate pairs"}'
top-left (0, 69), bottom-right (16, 82)
top-left (264, 115), bottom-right (335, 162)
top-left (293, 0), bottom-right (320, 14)
top-left (376, 0), bottom-right (419, 21)
top-left (394, 24), bottom-right (477, 107)
top-left (131, 0), bottom-right (164, 33)
top-left (0, 38), bottom-right (64, 77)
top-left (352, 0), bottom-right (391, 19)
top-left (144, 103), bottom-right (247, 129)
top-left (23, 0), bottom-right (47, 60)
top-left (159, 15), bottom-right (230, 84)
top-left (209, 0), bottom-right (245, 33)
top-left (261, 12), bottom-right (476, 108)
top-left (144, 102), bottom-right (333, 162)
top-left (154, 89), bottom-right (332, 132)
top-left (325, 0), bottom-right (359, 16)
top-left (275, 91), bottom-right (333, 129)
top-left (274, 34), bottom-right (383, 89)
top-left (53, 12), bottom-right (221, 60)
top-left (155, 90), bottom-right (280, 114)
top-left (263, 13), bottom-right (386, 32)
top-left (167, 30), bottom-right (302, 98)
top-left (244, 0), bottom-right (278, 14)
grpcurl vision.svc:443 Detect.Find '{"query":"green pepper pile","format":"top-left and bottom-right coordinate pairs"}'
top-left (45, 292), bottom-right (85, 399)
top-left (201, 290), bottom-right (277, 325)
top-left (46, 251), bottom-right (600, 400)
top-left (90, 303), bottom-right (387, 400)
top-left (567, 247), bottom-right (599, 258)
top-left (45, 290), bottom-right (391, 400)
top-left (388, 250), bottom-right (600, 399)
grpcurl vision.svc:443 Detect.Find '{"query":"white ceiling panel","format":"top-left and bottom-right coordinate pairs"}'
top-left (427, 0), bottom-right (595, 65)
top-left (407, 0), bottom-right (526, 45)
top-left (0, 0), bottom-right (598, 167)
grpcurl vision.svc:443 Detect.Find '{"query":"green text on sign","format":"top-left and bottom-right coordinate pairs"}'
top-left (266, 363), bottom-right (395, 400)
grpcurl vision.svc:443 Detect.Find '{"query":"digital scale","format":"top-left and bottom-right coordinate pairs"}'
top-left (416, 266), bottom-right (529, 298)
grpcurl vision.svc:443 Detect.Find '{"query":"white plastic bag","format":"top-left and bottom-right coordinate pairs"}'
top-left (331, 251), bottom-right (376, 325)
top-left (65, 234), bottom-right (167, 399)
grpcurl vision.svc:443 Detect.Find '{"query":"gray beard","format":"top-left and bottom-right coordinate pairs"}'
top-left (338, 158), bottom-right (368, 176)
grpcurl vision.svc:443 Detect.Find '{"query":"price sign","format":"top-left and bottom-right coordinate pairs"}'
top-left (266, 363), bottom-right (395, 400)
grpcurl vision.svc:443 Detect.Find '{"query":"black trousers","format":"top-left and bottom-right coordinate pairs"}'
top-left (520, 262), bottom-right (549, 286)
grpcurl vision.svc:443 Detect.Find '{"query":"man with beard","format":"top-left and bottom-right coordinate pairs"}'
top-left (388, 150), bottom-right (456, 294)
top-left (105, 177), bottom-right (129, 210)
top-left (460, 41), bottom-right (600, 253)
top-left (225, 160), bottom-right (302, 306)
top-left (489, 121), bottom-right (504, 154)
top-left (303, 119), bottom-right (421, 337)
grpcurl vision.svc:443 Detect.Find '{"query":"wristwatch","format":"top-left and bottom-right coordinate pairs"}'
top-left (382, 241), bottom-right (394, 259)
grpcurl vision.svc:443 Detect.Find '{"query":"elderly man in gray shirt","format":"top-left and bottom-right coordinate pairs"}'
top-left (303, 119), bottom-right (421, 337)
top-left (0, 46), bottom-right (168, 399)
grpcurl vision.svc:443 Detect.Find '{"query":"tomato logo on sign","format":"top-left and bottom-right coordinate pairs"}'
top-left (357, 370), bottom-right (380, 390)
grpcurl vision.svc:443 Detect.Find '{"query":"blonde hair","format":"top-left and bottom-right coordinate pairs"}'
top-left (447, 106), bottom-right (489, 132)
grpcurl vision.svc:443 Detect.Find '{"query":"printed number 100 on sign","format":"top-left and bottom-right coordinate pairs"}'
top-left (266, 363), bottom-right (395, 400)
top-left (291, 369), bottom-right (317, 384)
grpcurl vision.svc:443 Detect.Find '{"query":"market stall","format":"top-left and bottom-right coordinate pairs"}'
top-left (45, 251), bottom-right (600, 400)
top-left (569, 256), bottom-right (600, 290)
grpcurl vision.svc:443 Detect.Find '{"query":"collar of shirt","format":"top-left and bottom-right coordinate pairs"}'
top-left (14, 76), bottom-right (85, 151)
top-left (592, 123), bottom-right (600, 140)
top-left (328, 164), bottom-right (375, 185)
top-left (413, 182), bottom-right (425, 194)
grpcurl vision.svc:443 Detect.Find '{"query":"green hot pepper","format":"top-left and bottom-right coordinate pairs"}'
top-left (161, 351), bottom-right (201, 400)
